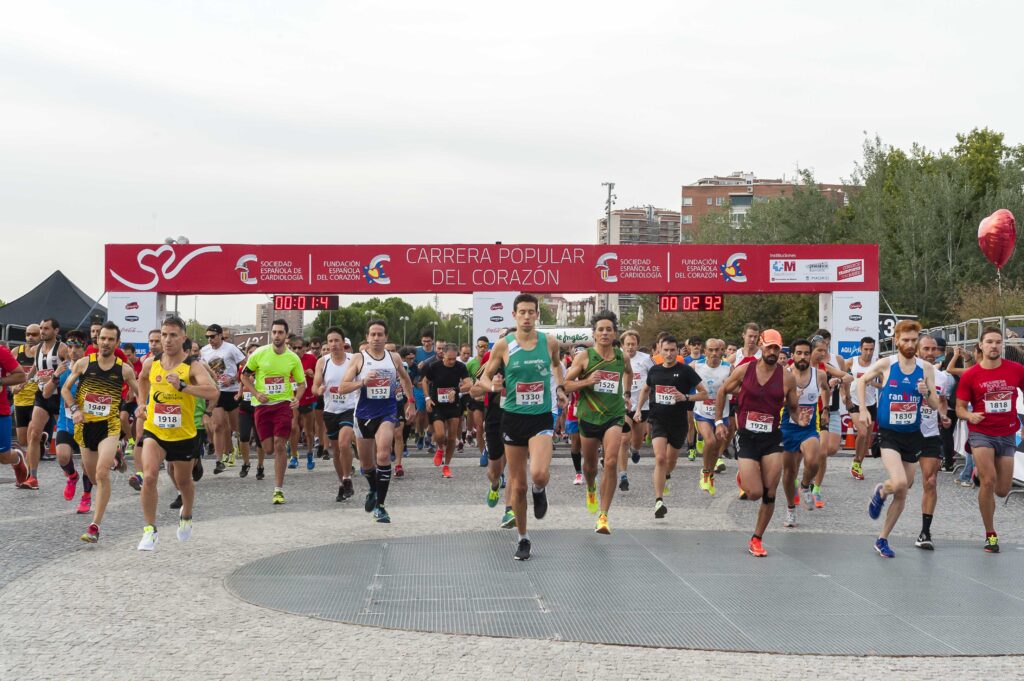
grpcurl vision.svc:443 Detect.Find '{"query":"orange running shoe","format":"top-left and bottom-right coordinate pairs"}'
top-left (442, 464), bottom-right (452, 478)
top-left (748, 536), bottom-right (767, 557)
top-left (433, 449), bottom-right (444, 467)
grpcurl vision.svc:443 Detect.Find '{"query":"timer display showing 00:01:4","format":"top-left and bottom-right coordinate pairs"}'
top-left (273, 295), bottom-right (340, 311)
top-left (658, 294), bottom-right (724, 312)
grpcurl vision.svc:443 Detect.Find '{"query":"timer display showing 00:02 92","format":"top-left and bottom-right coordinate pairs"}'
top-left (658, 294), bottom-right (725, 312)
top-left (273, 295), bottom-right (340, 311)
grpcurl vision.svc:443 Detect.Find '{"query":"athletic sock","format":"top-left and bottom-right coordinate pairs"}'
top-left (532, 484), bottom-right (545, 494)
top-left (60, 460), bottom-right (77, 477)
top-left (29, 467), bottom-right (38, 477)
top-left (986, 531), bottom-right (997, 539)
top-left (812, 484), bottom-right (821, 494)
top-left (363, 467), bottom-right (377, 492)
top-left (570, 451), bottom-right (582, 474)
top-left (656, 496), bottom-right (663, 503)
top-left (504, 505), bottom-right (512, 512)
top-left (82, 475), bottom-right (93, 494)
top-left (922, 514), bottom-right (933, 535)
top-left (620, 472), bottom-right (627, 480)
top-left (518, 532), bottom-right (529, 542)
top-left (376, 465), bottom-right (392, 505)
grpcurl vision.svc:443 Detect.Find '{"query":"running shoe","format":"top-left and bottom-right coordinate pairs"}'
top-left (416, 435), bottom-right (424, 450)
top-left (373, 505), bottom-right (391, 523)
top-left (442, 465), bottom-right (452, 479)
top-left (851, 461), bottom-right (864, 480)
top-left (654, 499), bottom-right (667, 519)
top-left (170, 494), bottom-right (183, 510)
top-left (801, 486), bottom-right (813, 510)
top-left (137, 526), bottom-right (158, 551)
top-left (813, 492), bottom-right (825, 509)
top-left (985, 535), bottom-right (1000, 553)
top-left (81, 523), bottom-right (100, 543)
top-left (479, 451), bottom-right (488, 467)
top-left (240, 464), bottom-right (250, 478)
top-left (737, 472), bottom-right (746, 500)
top-left (586, 486), bottom-right (598, 514)
top-left (456, 441), bottom-right (464, 453)
top-left (306, 452), bottom-right (315, 470)
top-left (500, 473), bottom-right (506, 488)
top-left (342, 478), bottom-right (354, 500)
top-left (177, 513), bottom-right (193, 541)
top-left (12, 451), bottom-right (29, 488)
top-left (192, 458), bottom-right (204, 481)
top-left (125, 438), bottom-right (135, 457)
top-left (228, 449), bottom-right (236, 466)
top-left (784, 507), bottom-right (797, 528)
top-left (76, 493), bottom-right (92, 514)
top-left (514, 538), bottom-right (531, 561)
top-left (687, 447), bottom-right (697, 461)
top-left (364, 491), bottom-right (376, 513)
top-left (748, 537), bottom-right (768, 557)
top-left (433, 449), bottom-right (444, 467)
top-left (699, 470), bottom-right (716, 496)
top-left (500, 509), bottom-right (516, 528)
top-left (23, 475), bottom-right (39, 490)
top-left (573, 473), bottom-right (583, 486)
top-left (63, 472), bottom-right (79, 501)
top-left (867, 483), bottom-right (885, 520)
top-left (114, 449), bottom-right (127, 473)
top-left (793, 485), bottom-right (800, 506)
top-left (487, 485), bottom-right (500, 508)
top-left (288, 456), bottom-right (298, 469)
top-left (128, 472), bottom-right (143, 491)
top-left (619, 475), bottom-right (629, 492)
top-left (874, 537), bottom-right (895, 558)
top-left (595, 513), bottom-right (610, 535)
top-left (533, 488), bottom-right (548, 519)
top-left (337, 485), bottom-right (347, 502)
top-left (272, 489), bottom-right (286, 505)
top-left (395, 464), bottom-right (404, 478)
top-left (214, 460), bottom-right (227, 475)
top-left (256, 466), bottom-right (265, 480)
top-left (915, 532), bottom-right (934, 550)
top-left (715, 458), bottom-right (726, 473)
top-left (631, 448), bottom-right (640, 464)
top-left (663, 480), bottom-right (670, 496)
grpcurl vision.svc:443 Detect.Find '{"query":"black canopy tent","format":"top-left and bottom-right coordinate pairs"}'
top-left (0, 271), bottom-right (105, 342)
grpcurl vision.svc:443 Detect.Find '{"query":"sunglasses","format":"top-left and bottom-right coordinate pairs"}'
top-left (205, 334), bottom-right (218, 339)
top-left (66, 341), bottom-right (84, 347)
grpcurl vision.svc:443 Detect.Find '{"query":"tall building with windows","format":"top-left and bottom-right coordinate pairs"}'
top-left (595, 206), bottom-right (681, 318)
top-left (256, 303), bottom-right (303, 336)
top-left (680, 171), bottom-right (849, 237)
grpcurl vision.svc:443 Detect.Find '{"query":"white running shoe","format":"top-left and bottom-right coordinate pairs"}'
top-left (573, 473), bottom-right (583, 486)
top-left (137, 526), bottom-right (158, 551)
top-left (784, 507), bottom-right (797, 528)
top-left (177, 513), bottom-right (193, 541)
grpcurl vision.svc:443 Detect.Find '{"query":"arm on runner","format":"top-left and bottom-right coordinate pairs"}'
top-left (622, 360), bottom-right (634, 412)
top-left (476, 340), bottom-right (507, 392)
top-left (549, 335), bottom-right (567, 407)
top-left (185, 358), bottom-right (221, 402)
top-left (917, 363), bottom-right (941, 412)
top-left (135, 357), bottom-right (152, 420)
top-left (817, 368), bottom-right (831, 421)
top-left (60, 357), bottom-right (89, 423)
top-left (633, 382), bottom-right (651, 422)
top-left (122, 361), bottom-right (140, 404)
top-left (714, 363), bottom-right (750, 438)
top-left (561, 351), bottom-right (594, 393)
top-left (290, 358), bottom-right (306, 409)
top-left (854, 358), bottom-right (889, 427)
top-left (338, 353), bottom-right (366, 395)
top-left (312, 356), bottom-right (327, 396)
top-left (956, 397), bottom-right (983, 424)
top-left (783, 370), bottom-right (809, 425)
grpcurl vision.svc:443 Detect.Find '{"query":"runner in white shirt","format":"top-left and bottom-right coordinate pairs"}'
top-left (848, 337), bottom-right (882, 481)
top-left (914, 334), bottom-right (953, 550)
top-left (200, 324), bottom-right (246, 474)
top-left (313, 327), bottom-right (358, 503)
top-left (810, 333), bottom-right (853, 508)
top-left (692, 338), bottom-right (731, 495)
top-left (618, 330), bottom-right (653, 492)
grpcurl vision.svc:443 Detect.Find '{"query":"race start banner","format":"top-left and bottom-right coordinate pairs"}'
top-left (105, 243), bottom-right (879, 295)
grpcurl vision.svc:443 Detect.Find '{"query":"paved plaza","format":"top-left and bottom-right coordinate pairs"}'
top-left (3, 447), bottom-right (1024, 679)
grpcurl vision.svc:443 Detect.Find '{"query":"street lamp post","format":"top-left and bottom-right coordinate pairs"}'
top-left (455, 324), bottom-right (464, 348)
top-left (164, 236), bottom-right (190, 322)
top-left (400, 315), bottom-right (410, 345)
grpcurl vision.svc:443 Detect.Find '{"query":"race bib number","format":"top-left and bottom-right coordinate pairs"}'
top-left (264, 376), bottom-right (286, 395)
top-left (746, 411), bottom-right (774, 433)
top-left (984, 390), bottom-right (1013, 414)
top-left (36, 369), bottom-right (53, 386)
top-left (654, 385), bottom-right (676, 405)
top-left (438, 387), bottom-right (456, 404)
top-left (790, 405), bottom-right (815, 426)
top-left (243, 391), bottom-right (252, 402)
top-left (83, 393), bottom-right (112, 417)
top-left (328, 386), bottom-right (343, 404)
top-left (888, 401), bottom-right (918, 425)
top-left (632, 378), bottom-right (643, 394)
top-left (366, 377), bottom-right (391, 399)
top-left (593, 370), bottom-right (620, 394)
top-left (499, 388), bottom-right (507, 409)
top-left (153, 404), bottom-right (182, 429)
top-left (694, 399), bottom-right (716, 419)
top-left (515, 381), bottom-right (544, 406)
top-left (921, 405), bottom-right (934, 420)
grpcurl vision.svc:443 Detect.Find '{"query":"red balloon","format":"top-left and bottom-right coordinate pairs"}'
top-left (978, 209), bottom-right (1017, 270)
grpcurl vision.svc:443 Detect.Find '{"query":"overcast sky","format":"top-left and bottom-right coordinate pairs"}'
top-left (2, 1), bottom-right (1021, 327)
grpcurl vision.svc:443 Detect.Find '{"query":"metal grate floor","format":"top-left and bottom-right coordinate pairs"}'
top-left (224, 530), bottom-right (1024, 656)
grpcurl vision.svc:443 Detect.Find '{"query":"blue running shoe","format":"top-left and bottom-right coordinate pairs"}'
top-left (373, 506), bottom-right (391, 523)
top-left (874, 537), bottom-right (895, 558)
top-left (479, 450), bottom-right (488, 467)
top-left (288, 456), bottom-right (299, 470)
top-left (306, 452), bottom-right (315, 470)
top-left (631, 449), bottom-right (640, 464)
top-left (416, 436), bottom-right (424, 450)
top-left (868, 483), bottom-right (885, 520)
top-left (500, 473), bottom-right (506, 489)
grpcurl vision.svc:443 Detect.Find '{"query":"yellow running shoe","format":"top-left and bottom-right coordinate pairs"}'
top-left (586, 486), bottom-right (598, 514)
top-left (700, 470), bottom-right (716, 496)
top-left (663, 481), bottom-right (670, 496)
top-left (595, 513), bottom-right (610, 535)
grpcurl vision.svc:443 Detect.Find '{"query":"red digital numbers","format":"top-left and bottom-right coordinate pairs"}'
top-left (657, 295), bottom-right (724, 312)
top-left (273, 295), bottom-right (340, 311)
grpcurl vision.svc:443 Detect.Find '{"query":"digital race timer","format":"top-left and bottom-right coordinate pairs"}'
top-left (658, 294), bottom-right (724, 312)
top-left (273, 295), bottom-right (340, 311)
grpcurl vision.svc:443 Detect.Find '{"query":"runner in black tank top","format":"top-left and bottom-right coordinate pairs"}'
top-left (714, 330), bottom-right (804, 558)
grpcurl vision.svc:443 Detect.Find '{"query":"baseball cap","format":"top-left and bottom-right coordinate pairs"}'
top-left (206, 324), bottom-right (223, 334)
top-left (760, 329), bottom-right (784, 348)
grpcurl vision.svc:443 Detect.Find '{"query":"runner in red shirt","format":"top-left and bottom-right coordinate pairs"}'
top-left (0, 345), bottom-right (31, 486)
top-left (955, 326), bottom-right (1024, 553)
top-left (289, 337), bottom-right (319, 470)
